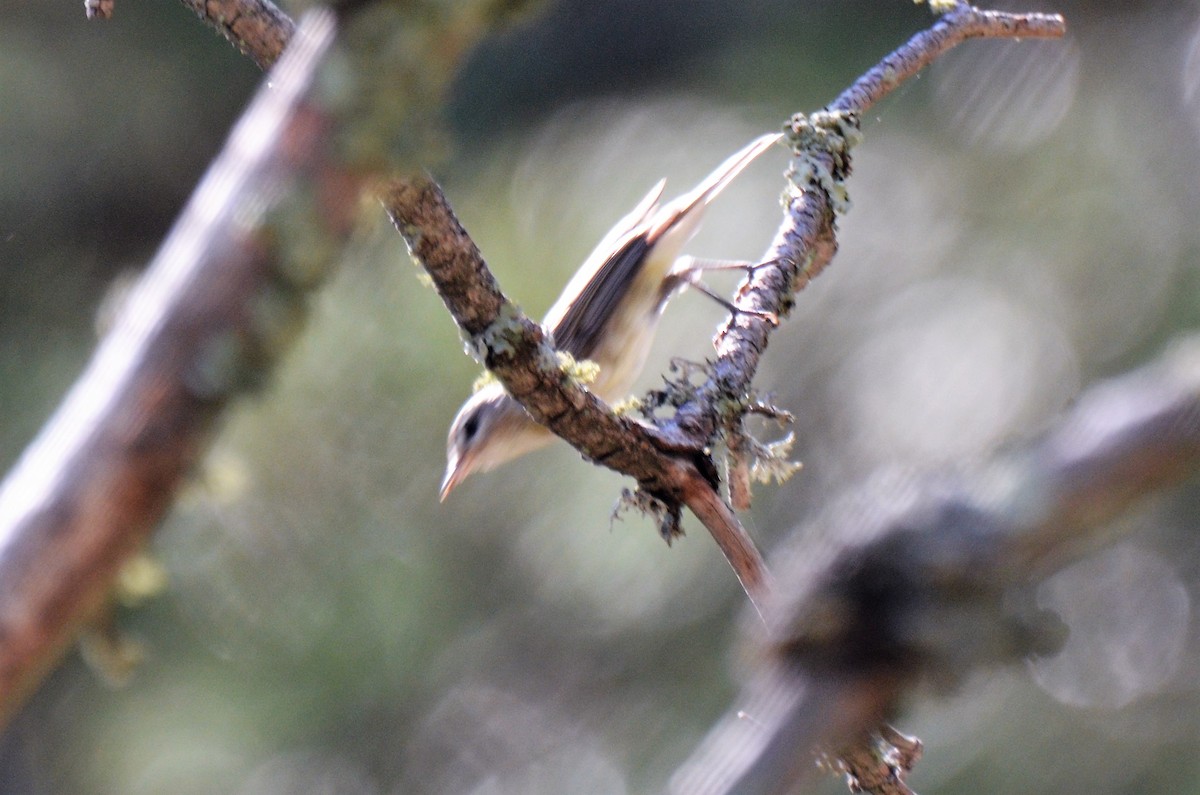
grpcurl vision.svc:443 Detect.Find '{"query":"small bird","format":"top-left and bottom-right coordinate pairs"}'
top-left (440, 132), bottom-right (782, 500)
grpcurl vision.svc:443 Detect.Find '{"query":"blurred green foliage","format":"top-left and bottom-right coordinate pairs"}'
top-left (3, 1), bottom-right (1200, 793)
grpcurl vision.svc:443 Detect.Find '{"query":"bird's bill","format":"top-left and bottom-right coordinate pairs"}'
top-left (439, 453), bottom-right (470, 502)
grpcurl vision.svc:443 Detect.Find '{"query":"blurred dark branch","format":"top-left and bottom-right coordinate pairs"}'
top-left (91, 0), bottom-right (295, 65)
top-left (672, 333), bottom-right (1200, 794)
top-left (0, 11), bottom-right (336, 728)
top-left (176, 0), bottom-right (296, 69)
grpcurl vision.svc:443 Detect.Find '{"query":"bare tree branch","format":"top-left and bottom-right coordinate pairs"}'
top-left (833, 4), bottom-right (1067, 114)
top-left (0, 11), bottom-right (336, 728)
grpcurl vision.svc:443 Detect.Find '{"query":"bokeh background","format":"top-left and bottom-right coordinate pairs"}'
top-left (4, 0), bottom-right (1200, 792)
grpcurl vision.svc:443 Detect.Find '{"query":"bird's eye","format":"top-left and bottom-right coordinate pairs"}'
top-left (462, 413), bottom-right (480, 442)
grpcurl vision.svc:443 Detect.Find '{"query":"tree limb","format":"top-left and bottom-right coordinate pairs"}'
top-left (669, 2), bottom-right (1066, 458)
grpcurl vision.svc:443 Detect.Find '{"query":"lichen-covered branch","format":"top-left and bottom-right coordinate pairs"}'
top-left (668, 3), bottom-right (1066, 460)
top-left (0, 11), bottom-right (336, 727)
top-left (378, 177), bottom-right (663, 472)
top-left (833, 4), bottom-right (1066, 115)
top-left (672, 333), bottom-right (1200, 794)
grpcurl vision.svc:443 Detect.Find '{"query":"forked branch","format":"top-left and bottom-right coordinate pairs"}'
top-left (379, 176), bottom-right (773, 608)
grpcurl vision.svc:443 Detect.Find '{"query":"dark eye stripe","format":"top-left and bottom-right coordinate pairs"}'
top-left (463, 414), bottom-right (480, 440)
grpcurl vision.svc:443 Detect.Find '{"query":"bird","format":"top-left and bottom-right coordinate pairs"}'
top-left (440, 132), bottom-right (782, 500)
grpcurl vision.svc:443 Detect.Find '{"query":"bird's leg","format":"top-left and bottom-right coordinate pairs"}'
top-left (664, 256), bottom-right (780, 324)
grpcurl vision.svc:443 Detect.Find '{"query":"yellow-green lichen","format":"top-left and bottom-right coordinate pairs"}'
top-left (471, 369), bottom-right (499, 393)
top-left (611, 395), bottom-right (644, 416)
top-left (612, 487), bottom-right (684, 545)
top-left (555, 351), bottom-right (599, 387)
top-left (748, 432), bottom-right (803, 485)
top-left (916, 0), bottom-right (960, 13)
top-left (466, 302), bottom-right (525, 363)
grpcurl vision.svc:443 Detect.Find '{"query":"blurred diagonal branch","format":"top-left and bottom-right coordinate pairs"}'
top-left (672, 332), bottom-right (1200, 794)
top-left (0, 11), bottom-right (337, 728)
top-left (2, 0), bottom-right (545, 733)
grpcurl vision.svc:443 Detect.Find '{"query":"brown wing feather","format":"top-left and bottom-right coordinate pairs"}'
top-left (544, 132), bottom-right (782, 359)
top-left (543, 180), bottom-right (664, 358)
top-left (549, 233), bottom-right (650, 358)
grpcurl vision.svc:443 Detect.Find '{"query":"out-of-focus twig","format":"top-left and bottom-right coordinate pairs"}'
top-left (176, 0), bottom-right (296, 70)
top-left (672, 333), bottom-right (1200, 794)
top-left (84, 0), bottom-right (115, 21)
top-left (0, 11), bottom-right (336, 728)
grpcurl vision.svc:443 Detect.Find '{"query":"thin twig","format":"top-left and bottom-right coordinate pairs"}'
top-left (682, 471), bottom-right (773, 605)
top-left (832, 5), bottom-right (1067, 115)
top-left (0, 11), bottom-right (336, 728)
top-left (176, 0), bottom-right (296, 70)
top-left (669, 4), bottom-right (1066, 455)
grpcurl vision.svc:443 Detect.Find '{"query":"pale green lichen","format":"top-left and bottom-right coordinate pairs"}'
top-left (915, 0), bottom-right (960, 12)
top-left (465, 302), bottom-right (525, 363)
top-left (748, 432), bottom-right (803, 485)
top-left (634, 358), bottom-right (713, 420)
top-left (400, 224), bottom-right (423, 251)
top-left (785, 110), bottom-right (862, 216)
top-left (115, 553), bottom-right (169, 606)
top-left (713, 392), bottom-right (749, 424)
top-left (471, 369), bottom-right (499, 393)
top-left (555, 351), bottom-right (600, 387)
top-left (610, 395), bottom-right (644, 416)
top-left (612, 487), bottom-right (684, 545)
top-left (469, 321), bottom-right (598, 390)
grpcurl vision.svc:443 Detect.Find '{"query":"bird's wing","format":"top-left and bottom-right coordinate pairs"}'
top-left (543, 131), bottom-right (783, 358)
top-left (543, 180), bottom-right (663, 358)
